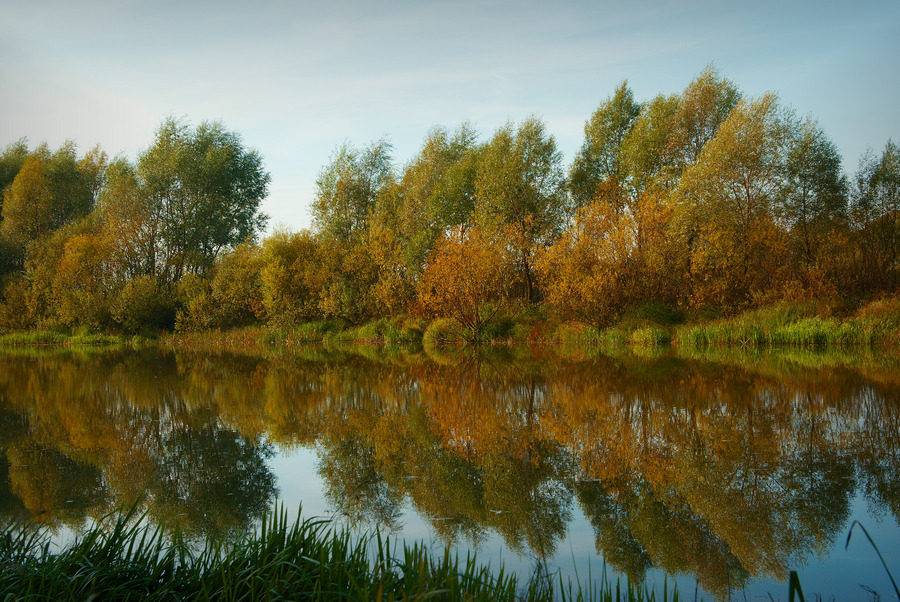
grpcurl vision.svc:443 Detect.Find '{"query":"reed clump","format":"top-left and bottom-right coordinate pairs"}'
top-left (1, 506), bottom-right (682, 601)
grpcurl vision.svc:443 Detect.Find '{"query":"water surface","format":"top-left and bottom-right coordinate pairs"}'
top-left (1, 344), bottom-right (898, 600)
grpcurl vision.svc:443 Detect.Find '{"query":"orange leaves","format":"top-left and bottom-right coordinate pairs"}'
top-left (539, 195), bottom-right (677, 328)
top-left (418, 226), bottom-right (508, 340)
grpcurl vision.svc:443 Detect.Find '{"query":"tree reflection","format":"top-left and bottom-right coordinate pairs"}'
top-left (0, 343), bottom-right (899, 592)
top-left (0, 350), bottom-right (277, 537)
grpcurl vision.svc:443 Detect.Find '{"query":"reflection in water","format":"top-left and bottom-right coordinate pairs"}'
top-left (0, 344), bottom-right (898, 598)
top-left (0, 348), bottom-right (277, 536)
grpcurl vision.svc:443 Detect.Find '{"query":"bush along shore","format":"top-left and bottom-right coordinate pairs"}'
top-left (1, 506), bottom-right (671, 602)
top-left (164, 298), bottom-right (900, 348)
top-left (3, 298), bottom-right (900, 350)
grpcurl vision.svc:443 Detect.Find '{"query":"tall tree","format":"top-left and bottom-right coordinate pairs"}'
top-left (135, 118), bottom-right (270, 284)
top-left (852, 140), bottom-right (900, 289)
top-left (569, 82), bottom-right (642, 211)
top-left (1, 146), bottom-right (53, 248)
top-left (44, 141), bottom-right (96, 230)
top-left (669, 65), bottom-right (741, 169)
top-left (312, 139), bottom-right (392, 245)
top-left (778, 117), bottom-right (848, 269)
top-left (395, 124), bottom-right (480, 277)
top-left (475, 117), bottom-right (566, 302)
top-left (674, 93), bottom-right (790, 309)
top-left (0, 138), bottom-right (29, 213)
top-left (621, 93), bottom-right (681, 197)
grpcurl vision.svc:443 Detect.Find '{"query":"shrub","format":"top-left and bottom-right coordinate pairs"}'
top-left (422, 318), bottom-right (465, 348)
top-left (112, 276), bottom-right (173, 335)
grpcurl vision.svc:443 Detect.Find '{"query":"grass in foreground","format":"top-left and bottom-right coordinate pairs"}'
top-left (1, 506), bottom-right (672, 602)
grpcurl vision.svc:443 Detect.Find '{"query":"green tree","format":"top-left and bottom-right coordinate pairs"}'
top-left (0, 138), bottom-right (29, 210)
top-left (475, 117), bottom-right (567, 302)
top-left (779, 117), bottom-right (848, 270)
top-left (621, 93), bottom-right (681, 196)
top-left (669, 65), bottom-right (741, 169)
top-left (45, 140), bottom-right (96, 230)
top-left (98, 158), bottom-right (156, 282)
top-left (395, 124), bottom-right (480, 278)
top-left (136, 118), bottom-right (270, 284)
top-left (312, 139), bottom-right (392, 246)
top-left (569, 82), bottom-right (642, 211)
top-left (0, 139), bottom-right (29, 277)
top-left (177, 241), bottom-right (266, 330)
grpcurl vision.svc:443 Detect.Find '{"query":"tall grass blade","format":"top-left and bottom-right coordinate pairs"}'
top-left (788, 571), bottom-right (805, 602)
top-left (845, 520), bottom-right (900, 599)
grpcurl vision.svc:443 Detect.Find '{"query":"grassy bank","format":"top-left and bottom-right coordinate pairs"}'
top-left (673, 299), bottom-right (900, 347)
top-left (1, 507), bottom-right (667, 602)
top-left (8, 298), bottom-right (900, 350)
top-left (0, 329), bottom-right (147, 347)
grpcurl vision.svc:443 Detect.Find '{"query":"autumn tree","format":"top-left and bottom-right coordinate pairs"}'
top-left (259, 229), bottom-right (325, 324)
top-left (475, 117), bottom-right (567, 302)
top-left (569, 82), bottom-right (642, 211)
top-left (53, 225), bottom-right (116, 328)
top-left (851, 140), bottom-right (900, 290)
top-left (539, 201), bottom-right (660, 330)
top-left (674, 93), bottom-right (790, 309)
top-left (1, 147), bottom-right (53, 248)
top-left (418, 226), bottom-right (508, 341)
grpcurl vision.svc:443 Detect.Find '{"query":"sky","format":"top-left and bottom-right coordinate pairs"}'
top-left (1, 0), bottom-right (898, 232)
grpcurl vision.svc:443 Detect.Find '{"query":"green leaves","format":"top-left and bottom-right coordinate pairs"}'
top-left (135, 117), bottom-right (271, 284)
top-left (569, 81), bottom-right (641, 211)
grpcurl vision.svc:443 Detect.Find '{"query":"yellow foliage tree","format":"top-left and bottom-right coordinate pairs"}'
top-left (674, 93), bottom-right (790, 310)
top-left (418, 226), bottom-right (508, 341)
top-left (259, 229), bottom-right (325, 324)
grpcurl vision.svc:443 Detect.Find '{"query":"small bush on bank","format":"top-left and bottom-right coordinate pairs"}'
top-left (423, 318), bottom-right (466, 348)
top-left (631, 325), bottom-right (672, 345)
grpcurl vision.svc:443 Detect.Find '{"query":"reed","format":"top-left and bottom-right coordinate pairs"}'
top-left (0, 330), bottom-right (138, 347)
top-left (1, 506), bottom-right (684, 601)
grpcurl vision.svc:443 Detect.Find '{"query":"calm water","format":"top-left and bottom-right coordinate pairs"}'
top-left (1, 343), bottom-right (899, 600)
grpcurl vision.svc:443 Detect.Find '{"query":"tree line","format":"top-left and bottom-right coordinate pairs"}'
top-left (0, 66), bottom-right (898, 336)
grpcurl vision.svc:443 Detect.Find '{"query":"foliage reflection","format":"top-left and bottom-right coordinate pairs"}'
top-left (0, 344), bottom-right (898, 597)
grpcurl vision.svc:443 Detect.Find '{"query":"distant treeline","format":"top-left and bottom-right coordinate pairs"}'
top-left (0, 66), bottom-right (898, 337)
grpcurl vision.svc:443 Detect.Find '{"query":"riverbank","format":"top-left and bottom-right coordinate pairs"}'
top-left (2, 298), bottom-right (900, 350)
top-left (161, 298), bottom-right (900, 349)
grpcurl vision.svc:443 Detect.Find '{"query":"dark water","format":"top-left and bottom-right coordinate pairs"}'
top-left (1, 343), bottom-right (899, 600)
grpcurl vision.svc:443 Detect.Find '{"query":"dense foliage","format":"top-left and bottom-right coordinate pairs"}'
top-left (1, 67), bottom-right (897, 337)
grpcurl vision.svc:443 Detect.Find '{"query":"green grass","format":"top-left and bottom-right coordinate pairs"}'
top-left (675, 302), bottom-right (900, 348)
top-left (262, 320), bottom-right (344, 344)
top-left (629, 325), bottom-right (672, 345)
top-left (0, 329), bottom-right (139, 347)
top-left (1, 506), bottom-right (682, 601)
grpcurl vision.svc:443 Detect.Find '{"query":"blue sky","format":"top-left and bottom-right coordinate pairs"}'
top-left (1, 0), bottom-right (898, 232)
